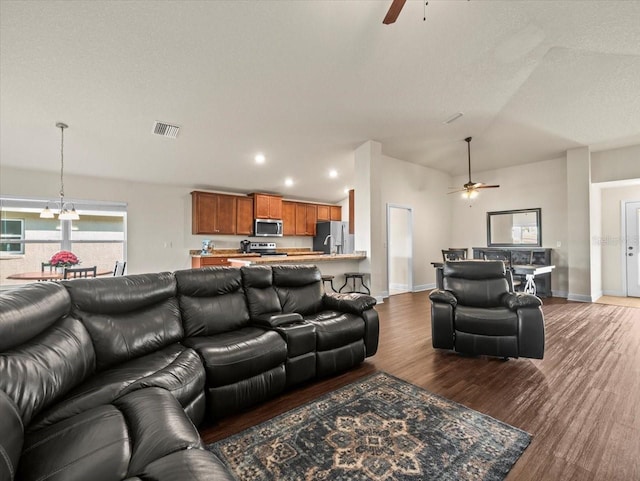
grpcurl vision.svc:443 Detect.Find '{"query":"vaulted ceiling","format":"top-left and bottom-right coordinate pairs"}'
top-left (1, 1), bottom-right (639, 202)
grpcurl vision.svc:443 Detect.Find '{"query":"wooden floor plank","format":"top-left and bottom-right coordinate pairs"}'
top-left (200, 292), bottom-right (640, 480)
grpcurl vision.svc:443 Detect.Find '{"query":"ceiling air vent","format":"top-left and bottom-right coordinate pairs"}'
top-left (152, 121), bottom-right (180, 139)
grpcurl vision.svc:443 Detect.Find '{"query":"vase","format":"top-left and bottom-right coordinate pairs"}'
top-left (55, 266), bottom-right (65, 275)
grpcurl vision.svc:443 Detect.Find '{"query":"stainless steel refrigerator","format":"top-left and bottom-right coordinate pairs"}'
top-left (313, 221), bottom-right (354, 254)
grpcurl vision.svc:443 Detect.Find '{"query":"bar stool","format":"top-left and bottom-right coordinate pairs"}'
top-left (321, 274), bottom-right (337, 293)
top-left (339, 272), bottom-right (370, 295)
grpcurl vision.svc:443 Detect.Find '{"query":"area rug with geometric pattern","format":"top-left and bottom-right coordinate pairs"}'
top-left (208, 372), bottom-right (531, 481)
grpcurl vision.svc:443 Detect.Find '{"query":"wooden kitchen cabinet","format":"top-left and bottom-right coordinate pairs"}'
top-left (306, 204), bottom-right (317, 236)
top-left (192, 256), bottom-right (232, 268)
top-left (191, 191), bottom-right (237, 235)
top-left (236, 196), bottom-right (254, 235)
top-left (294, 203), bottom-right (317, 236)
top-left (282, 201), bottom-right (297, 236)
top-left (330, 205), bottom-right (342, 221)
top-left (253, 193), bottom-right (282, 219)
top-left (316, 205), bottom-right (330, 222)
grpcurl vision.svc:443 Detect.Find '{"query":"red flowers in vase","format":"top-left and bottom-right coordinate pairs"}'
top-left (49, 251), bottom-right (80, 268)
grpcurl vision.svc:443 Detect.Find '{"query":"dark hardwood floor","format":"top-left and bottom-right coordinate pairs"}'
top-left (200, 292), bottom-right (640, 480)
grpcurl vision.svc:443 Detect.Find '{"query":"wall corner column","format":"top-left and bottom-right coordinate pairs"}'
top-left (566, 146), bottom-right (593, 301)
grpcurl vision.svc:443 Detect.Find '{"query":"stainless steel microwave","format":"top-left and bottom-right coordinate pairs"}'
top-left (254, 218), bottom-right (283, 237)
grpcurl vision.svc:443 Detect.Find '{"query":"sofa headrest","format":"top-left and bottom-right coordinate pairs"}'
top-left (272, 265), bottom-right (321, 287)
top-left (175, 267), bottom-right (243, 296)
top-left (241, 265), bottom-right (273, 288)
top-left (443, 260), bottom-right (506, 280)
top-left (0, 282), bottom-right (70, 352)
top-left (63, 272), bottom-right (176, 314)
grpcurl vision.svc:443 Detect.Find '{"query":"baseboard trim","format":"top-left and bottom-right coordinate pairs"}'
top-left (389, 283), bottom-right (409, 291)
top-left (413, 283), bottom-right (435, 292)
top-left (551, 290), bottom-right (568, 298)
top-left (603, 289), bottom-right (626, 297)
top-left (567, 293), bottom-right (593, 303)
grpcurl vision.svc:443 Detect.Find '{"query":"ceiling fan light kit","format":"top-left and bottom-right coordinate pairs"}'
top-left (448, 136), bottom-right (500, 199)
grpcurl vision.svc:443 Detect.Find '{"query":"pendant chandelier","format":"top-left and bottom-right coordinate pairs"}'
top-left (40, 122), bottom-right (79, 220)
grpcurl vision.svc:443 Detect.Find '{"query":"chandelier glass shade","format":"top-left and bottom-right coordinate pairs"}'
top-left (40, 122), bottom-right (79, 220)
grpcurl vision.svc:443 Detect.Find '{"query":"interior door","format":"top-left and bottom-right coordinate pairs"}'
top-left (387, 205), bottom-right (413, 296)
top-left (626, 201), bottom-right (640, 297)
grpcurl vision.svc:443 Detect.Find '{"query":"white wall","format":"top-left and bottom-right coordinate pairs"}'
top-left (591, 145), bottom-right (640, 183)
top-left (0, 166), bottom-right (312, 275)
top-left (450, 157), bottom-right (569, 296)
top-left (378, 153), bottom-right (451, 294)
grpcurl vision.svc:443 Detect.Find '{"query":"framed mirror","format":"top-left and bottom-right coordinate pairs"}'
top-left (487, 208), bottom-right (541, 247)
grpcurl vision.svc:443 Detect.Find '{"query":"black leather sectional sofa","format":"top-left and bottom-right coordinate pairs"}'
top-left (0, 265), bottom-right (379, 481)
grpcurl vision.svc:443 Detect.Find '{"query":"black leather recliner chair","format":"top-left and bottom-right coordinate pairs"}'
top-left (429, 260), bottom-right (545, 359)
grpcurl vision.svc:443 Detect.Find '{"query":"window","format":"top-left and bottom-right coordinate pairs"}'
top-left (0, 197), bottom-right (127, 287)
top-left (1, 219), bottom-right (25, 254)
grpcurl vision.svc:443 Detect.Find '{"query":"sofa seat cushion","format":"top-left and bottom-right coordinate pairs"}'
top-left (184, 327), bottom-right (287, 388)
top-left (19, 388), bottom-right (202, 481)
top-left (303, 311), bottom-right (365, 351)
top-left (29, 344), bottom-right (205, 432)
top-left (455, 306), bottom-right (517, 336)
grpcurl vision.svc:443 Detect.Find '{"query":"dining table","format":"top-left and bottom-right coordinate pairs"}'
top-left (430, 260), bottom-right (555, 296)
top-left (6, 269), bottom-right (113, 281)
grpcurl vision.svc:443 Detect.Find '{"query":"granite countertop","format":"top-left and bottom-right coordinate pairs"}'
top-left (191, 248), bottom-right (325, 258)
top-left (226, 253), bottom-right (366, 264)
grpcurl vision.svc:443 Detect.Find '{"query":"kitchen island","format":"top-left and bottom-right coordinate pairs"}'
top-left (226, 253), bottom-right (365, 267)
top-left (227, 253), bottom-right (368, 293)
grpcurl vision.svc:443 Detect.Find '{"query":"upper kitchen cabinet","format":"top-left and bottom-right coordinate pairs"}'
top-left (282, 201), bottom-right (297, 236)
top-left (315, 204), bottom-right (341, 222)
top-left (295, 203), bottom-right (317, 236)
top-left (191, 191), bottom-right (237, 235)
top-left (236, 196), bottom-right (254, 235)
top-left (316, 205), bottom-right (330, 222)
top-left (330, 205), bottom-right (342, 221)
top-left (252, 193), bottom-right (282, 219)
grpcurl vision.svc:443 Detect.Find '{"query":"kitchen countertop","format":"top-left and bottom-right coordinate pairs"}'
top-left (191, 249), bottom-right (325, 258)
top-left (227, 253), bottom-right (366, 265)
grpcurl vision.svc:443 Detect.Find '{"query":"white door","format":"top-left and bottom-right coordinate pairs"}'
top-left (387, 205), bottom-right (413, 296)
top-left (626, 201), bottom-right (640, 297)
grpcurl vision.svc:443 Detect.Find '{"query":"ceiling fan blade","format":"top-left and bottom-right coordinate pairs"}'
top-left (383, 0), bottom-right (407, 24)
top-left (475, 184), bottom-right (500, 189)
top-left (447, 189), bottom-right (466, 194)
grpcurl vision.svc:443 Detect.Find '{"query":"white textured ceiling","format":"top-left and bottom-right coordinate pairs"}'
top-left (1, 0), bottom-right (639, 202)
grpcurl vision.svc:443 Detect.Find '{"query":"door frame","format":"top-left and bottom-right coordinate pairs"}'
top-left (623, 200), bottom-right (640, 297)
top-left (386, 203), bottom-right (414, 295)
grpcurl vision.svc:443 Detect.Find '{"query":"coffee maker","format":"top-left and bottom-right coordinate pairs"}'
top-left (240, 239), bottom-right (251, 253)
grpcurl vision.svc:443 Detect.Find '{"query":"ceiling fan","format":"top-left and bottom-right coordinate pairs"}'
top-left (448, 137), bottom-right (499, 199)
top-left (383, 0), bottom-right (407, 24)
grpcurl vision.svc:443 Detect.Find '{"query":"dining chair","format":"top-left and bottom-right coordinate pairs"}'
top-left (41, 262), bottom-right (54, 272)
top-left (448, 248), bottom-right (468, 259)
top-left (482, 251), bottom-right (522, 290)
top-left (63, 266), bottom-right (97, 279)
top-left (113, 261), bottom-right (126, 276)
top-left (442, 249), bottom-right (467, 262)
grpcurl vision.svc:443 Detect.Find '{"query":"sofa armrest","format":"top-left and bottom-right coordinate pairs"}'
top-left (251, 312), bottom-right (304, 329)
top-left (429, 289), bottom-right (457, 307)
top-left (0, 390), bottom-right (23, 481)
top-left (322, 292), bottom-right (377, 315)
top-left (502, 292), bottom-right (542, 310)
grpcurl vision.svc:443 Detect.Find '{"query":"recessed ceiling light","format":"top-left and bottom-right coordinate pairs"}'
top-left (284, 178), bottom-right (293, 187)
top-left (255, 153), bottom-right (265, 164)
top-left (329, 169), bottom-right (338, 178)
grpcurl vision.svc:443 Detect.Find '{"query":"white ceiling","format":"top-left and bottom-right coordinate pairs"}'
top-left (1, 0), bottom-right (639, 203)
